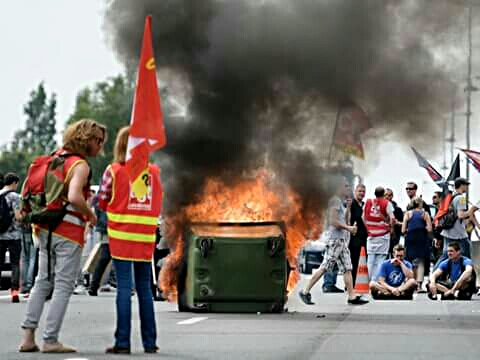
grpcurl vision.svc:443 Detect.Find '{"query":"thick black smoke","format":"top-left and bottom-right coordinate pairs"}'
top-left (104, 0), bottom-right (464, 212)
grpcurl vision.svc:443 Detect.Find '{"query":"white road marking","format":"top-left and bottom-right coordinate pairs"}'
top-left (177, 317), bottom-right (208, 325)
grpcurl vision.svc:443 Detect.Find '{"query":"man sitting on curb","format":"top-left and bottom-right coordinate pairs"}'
top-left (369, 244), bottom-right (417, 300)
top-left (428, 241), bottom-right (476, 300)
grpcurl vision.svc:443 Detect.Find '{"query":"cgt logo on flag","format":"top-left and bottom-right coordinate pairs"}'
top-left (125, 15), bottom-right (167, 199)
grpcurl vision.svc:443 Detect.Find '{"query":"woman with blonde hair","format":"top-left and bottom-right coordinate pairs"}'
top-left (97, 126), bottom-right (163, 354)
top-left (401, 197), bottom-right (432, 292)
top-left (20, 119), bottom-right (106, 353)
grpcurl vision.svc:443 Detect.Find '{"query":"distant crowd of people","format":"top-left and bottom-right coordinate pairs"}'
top-left (299, 177), bottom-right (478, 305)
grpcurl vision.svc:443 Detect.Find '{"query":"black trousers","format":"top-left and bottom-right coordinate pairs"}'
top-left (349, 238), bottom-right (365, 286)
top-left (0, 240), bottom-right (21, 290)
top-left (90, 243), bottom-right (112, 292)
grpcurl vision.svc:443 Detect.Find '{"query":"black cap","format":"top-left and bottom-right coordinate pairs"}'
top-left (454, 177), bottom-right (470, 188)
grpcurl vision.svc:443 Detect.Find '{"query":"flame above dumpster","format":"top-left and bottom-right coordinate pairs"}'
top-left (159, 169), bottom-right (322, 301)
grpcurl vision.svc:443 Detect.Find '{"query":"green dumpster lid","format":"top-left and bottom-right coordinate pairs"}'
top-left (189, 222), bottom-right (284, 238)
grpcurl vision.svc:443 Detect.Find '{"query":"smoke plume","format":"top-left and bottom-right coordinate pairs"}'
top-left (104, 0), bottom-right (465, 212)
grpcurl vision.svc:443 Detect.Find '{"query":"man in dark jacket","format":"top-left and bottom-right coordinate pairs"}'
top-left (385, 188), bottom-right (404, 256)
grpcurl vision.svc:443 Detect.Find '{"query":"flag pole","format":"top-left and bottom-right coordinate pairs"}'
top-left (328, 103), bottom-right (341, 166)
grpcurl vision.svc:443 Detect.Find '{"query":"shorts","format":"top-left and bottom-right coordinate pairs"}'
top-left (320, 238), bottom-right (352, 273)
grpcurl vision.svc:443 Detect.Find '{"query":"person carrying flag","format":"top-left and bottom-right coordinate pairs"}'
top-left (99, 126), bottom-right (163, 354)
top-left (99, 15), bottom-right (166, 354)
top-left (436, 178), bottom-right (471, 263)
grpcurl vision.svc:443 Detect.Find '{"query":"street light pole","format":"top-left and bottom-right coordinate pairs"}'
top-left (466, 4), bottom-right (473, 203)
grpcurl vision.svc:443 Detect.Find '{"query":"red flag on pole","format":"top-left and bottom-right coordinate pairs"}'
top-left (126, 15), bottom-right (166, 198)
top-left (333, 104), bottom-right (371, 159)
top-left (461, 148), bottom-right (480, 173)
top-left (411, 147), bottom-right (445, 185)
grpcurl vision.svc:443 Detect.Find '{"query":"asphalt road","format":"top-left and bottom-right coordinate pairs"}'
top-left (0, 275), bottom-right (479, 360)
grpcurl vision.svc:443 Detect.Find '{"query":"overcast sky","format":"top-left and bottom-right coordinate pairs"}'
top-left (0, 0), bottom-right (123, 146)
top-left (1, 0), bottom-right (480, 212)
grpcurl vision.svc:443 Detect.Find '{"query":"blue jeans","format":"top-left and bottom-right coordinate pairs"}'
top-left (367, 254), bottom-right (387, 281)
top-left (113, 259), bottom-right (156, 350)
top-left (323, 268), bottom-right (338, 289)
top-left (21, 231), bottom-right (37, 292)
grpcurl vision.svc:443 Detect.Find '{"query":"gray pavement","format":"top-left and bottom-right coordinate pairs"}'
top-left (0, 275), bottom-right (479, 360)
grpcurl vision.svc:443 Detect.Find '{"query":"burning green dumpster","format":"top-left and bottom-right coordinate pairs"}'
top-left (177, 221), bottom-right (289, 313)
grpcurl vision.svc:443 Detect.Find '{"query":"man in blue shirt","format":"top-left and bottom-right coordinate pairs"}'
top-left (369, 244), bottom-right (417, 299)
top-left (428, 241), bottom-right (476, 300)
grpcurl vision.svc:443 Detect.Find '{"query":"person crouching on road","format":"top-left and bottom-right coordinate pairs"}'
top-left (98, 126), bottom-right (163, 354)
top-left (299, 176), bottom-right (369, 306)
top-left (369, 244), bottom-right (417, 299)
top-left (19, 119), bottom-right (106, 353)
top-left (428, 241), bottom-right (476, 300)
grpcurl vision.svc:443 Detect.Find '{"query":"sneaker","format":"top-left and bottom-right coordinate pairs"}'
top-left (347, 295), bottom-right (369, 305)
top-left (427, 292), bottom-right (437, 300)
top-left (440, 293), bottom-right (455, 301)
top-left (73, 285), bottom-right (87, 295)
top-left (11, 289), bottom-right (20, 303)
top-left (105, 346), bottom-right (131, 354)
top-left (145, 346), bottom-right (159, 353)
top-left (88, 289), bottom-right (98, 296)
top-left (298, 291), bottom-right (315, 305)
top-left (100, 284), bottom-right (115, 292)
top-left (323, 286), bottom-right (344, 293)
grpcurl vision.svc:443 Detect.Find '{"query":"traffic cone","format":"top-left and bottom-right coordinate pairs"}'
top-left (354, 246), bottom-right (369, 294)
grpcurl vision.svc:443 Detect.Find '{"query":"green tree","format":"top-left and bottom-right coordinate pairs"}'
top-left (12, 82), bottom-right (57, 154)
top-left (0, 82), bottom-right (58, 181)
top-left (68, 74), bottom-right (135, 182)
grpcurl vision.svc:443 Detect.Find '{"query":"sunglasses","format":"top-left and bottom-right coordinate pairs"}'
top-left (405, 187), bottom-right (415, 191)
top-left (93, 136), bottom-right (104, 145)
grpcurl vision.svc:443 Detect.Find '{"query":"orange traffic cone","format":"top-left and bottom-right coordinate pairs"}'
top-left (354, 246), bottom-right (369, 294)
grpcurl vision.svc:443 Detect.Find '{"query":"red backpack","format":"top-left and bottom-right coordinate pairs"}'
top-left (20, 151), bottom-right (87, 280)
top-left (20, 152), bottom-right (83, 228)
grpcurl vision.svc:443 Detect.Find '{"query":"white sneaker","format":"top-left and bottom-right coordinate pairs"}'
top-left (100, 284), bottom-right (115, 292)
top-left (73, 285), bottom-right (87, 295)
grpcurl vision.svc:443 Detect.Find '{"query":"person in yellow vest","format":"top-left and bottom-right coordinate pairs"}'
top-left (97, 126), bottom-right (163, 354)
top-left (20, 119), bottom-right (106, 353)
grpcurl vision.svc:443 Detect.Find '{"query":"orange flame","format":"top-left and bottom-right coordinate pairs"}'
top-left (159, 170), bottom-right (322, 301)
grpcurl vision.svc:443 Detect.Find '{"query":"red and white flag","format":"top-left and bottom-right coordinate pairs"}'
top-left (126, 15), bottom-right (166, 198)
top-left (461, 148), bottom-right (480, 173)
top-left (333, 104), bottom-right (371, 159)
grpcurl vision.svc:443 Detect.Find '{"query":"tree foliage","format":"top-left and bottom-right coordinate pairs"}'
top-left (0, 75), bottom-right (136, 185)
top-left (0, 82), bottom-right (57, 181)
top-left (12, 83), bottom-right (57, 154)
top-left (67, 74), bottom-right (134, 182)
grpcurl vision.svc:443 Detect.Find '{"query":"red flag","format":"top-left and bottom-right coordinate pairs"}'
top-left (461, 148), bottom-right (480, 173)
top-left (126, 15), bottom-right (166, 186)
top-left (333, 104), bottom-right (371, 159)
top-left (411, 147), bottom-right (445, 185)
